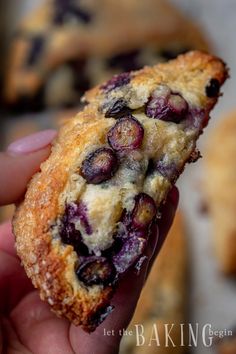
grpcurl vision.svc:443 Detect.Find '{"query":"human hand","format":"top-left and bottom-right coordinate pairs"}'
top-left (0, 130), bottom-right (178, 354)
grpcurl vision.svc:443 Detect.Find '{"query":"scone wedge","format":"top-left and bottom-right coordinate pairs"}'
top-left (204, 111), bottom-right (236, 274)
top-left (13, 51), bottom-right (228, 332)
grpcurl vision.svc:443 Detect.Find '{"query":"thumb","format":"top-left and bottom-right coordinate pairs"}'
top-left (0, 130), bottom-right (57, 206)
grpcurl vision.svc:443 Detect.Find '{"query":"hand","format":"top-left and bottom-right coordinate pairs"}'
top-left (0, 130), bottom-right (178, 354)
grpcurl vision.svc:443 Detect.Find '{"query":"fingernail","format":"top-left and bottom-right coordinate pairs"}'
top-left (7, 130), bottom-right (57, 155)
top-left (168, 186), bottom-right (179, 206)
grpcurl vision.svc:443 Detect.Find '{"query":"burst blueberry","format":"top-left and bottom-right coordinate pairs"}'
top-left (101, 72), bottom-right (131, 92)
top-left (146, 87), bottom-right (188, 123)
top-left (112, 237), bottom-right (146, 274)
top-left (155, 157), bottom-right (178, 181)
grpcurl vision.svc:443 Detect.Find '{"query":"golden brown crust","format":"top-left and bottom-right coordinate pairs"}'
top-left (120, 211), bottom-right (188, 354)
top-left (85, 51), bottom-right (227, 110)
top-left (13, 51), bottom-right (228, 331)
top-left (13, 117), bottom-right (116, 331)
top-left (204, 111), bottom-right (236, 275)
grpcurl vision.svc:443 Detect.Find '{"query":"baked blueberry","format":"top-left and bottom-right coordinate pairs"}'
top-left (107, 116), bottom-right (144, 151)
top-left (107, 49), bottom-right (141, 71)
top-left (101, 72), bottom-right (131, 93)
top-left (155, 158), bottom-right (178, 181)
top-left (104, 99), bottom-right (131, 119)
top-left (76, 257), bottom-right (116, 286)
top-left (54, 0), bottom-right (91, 25)
top-left (146, 87), bottom-right (188, 123)
top-left (205, 78), bottom-right (220, 98)
top-left (60, 203), bottom-right (90, 255)
top-left (81, 147), bottom-right (118, 184)
top-left (112, 237), bottom-right (146, 273)
top-left (26, 36), bottom-right (45, 66)
top-left (131, 193), bottom-right (157, 230)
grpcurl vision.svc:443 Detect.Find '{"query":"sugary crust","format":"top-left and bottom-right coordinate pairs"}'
top-left (204, 112), bottom-right (236, 275)
top-left (13, 116), bottom-right (116, 331)
top-left (85, 51), bottom-right (227, 111)
top-left (13, 51), bottom-right (228, 331)
top-left (4, 0), bottom-right (209, 107)
top-left (120, 212), bottom-right (188, 354)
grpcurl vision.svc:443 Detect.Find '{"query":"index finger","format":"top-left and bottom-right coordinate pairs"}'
top-left (0, 147), bottom-right (52, 206)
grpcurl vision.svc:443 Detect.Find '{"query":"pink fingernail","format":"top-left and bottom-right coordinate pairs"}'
top-left (7, 130), bottom-right (57, 155)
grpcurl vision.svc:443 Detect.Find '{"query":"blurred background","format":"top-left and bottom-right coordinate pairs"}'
top-left (0, 1), bottom-right (235, 353)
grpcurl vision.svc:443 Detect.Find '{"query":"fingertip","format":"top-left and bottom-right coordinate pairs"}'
top-left (6, 129), bottom-right (57, 156)
top-left (0, 147), bottom-right (52, 206)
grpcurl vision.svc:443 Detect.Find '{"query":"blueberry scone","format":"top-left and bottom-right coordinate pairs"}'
top-left (3, 0), bottom-right (209, 111)
top-left (120, 212), bottom-right (188, 354)
top-left (13, 51), bottom-right (228, 332)
top-left (204, 112), bottom-right (236, 275)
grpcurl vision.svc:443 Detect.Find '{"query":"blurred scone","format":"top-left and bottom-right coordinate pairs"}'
top-left (216, 330), bottom-right (236, 354)
top-left (204, 112), bottom-right (236, 275)
top-left (3, 0), bottom-right (209, 112)
top-left (120, 211), bottom-right (188, 354)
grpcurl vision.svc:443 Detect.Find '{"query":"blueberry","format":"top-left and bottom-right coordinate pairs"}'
top-left (131, 193), bottom-right (157, 230)
top-left (167, 94), bottom-right (188, 120)
top-left (81, 147), bottom-right (118, 184)
top-left (67, 202), bottom-right (92, 235)
top-left (104, 99), bottom-right (131, 119)
top-left (60, 203), bottom-right (91, 255)
top-left (205, 78), bottom-right (220, 98)
top-left (72, 7), bottom-right (91, 23)
top-left (155, 157), bottom-right (178, 182)
top-left (160, 47), bottom-right (190, 60)
top-left (76, 256), bottom-right (116, 286)
top-left (107, 116), bottom-right (144, 151)
top-left (107, 49), bottom-right (141, 71)
top-left (101, 72), bottom-right (131, 93)
top-left (26, 36), bottom-right (45, 66)
top-left (54, 0), bottom-right (91, 25)
top-left (146, 88), bottom-right (188, 123)
top-left (60, 217), bottom-right (82, 249)
top-left (68, 59), bottom-right (90, 94)
top-left (112, 237), bottom-right (146, 274)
